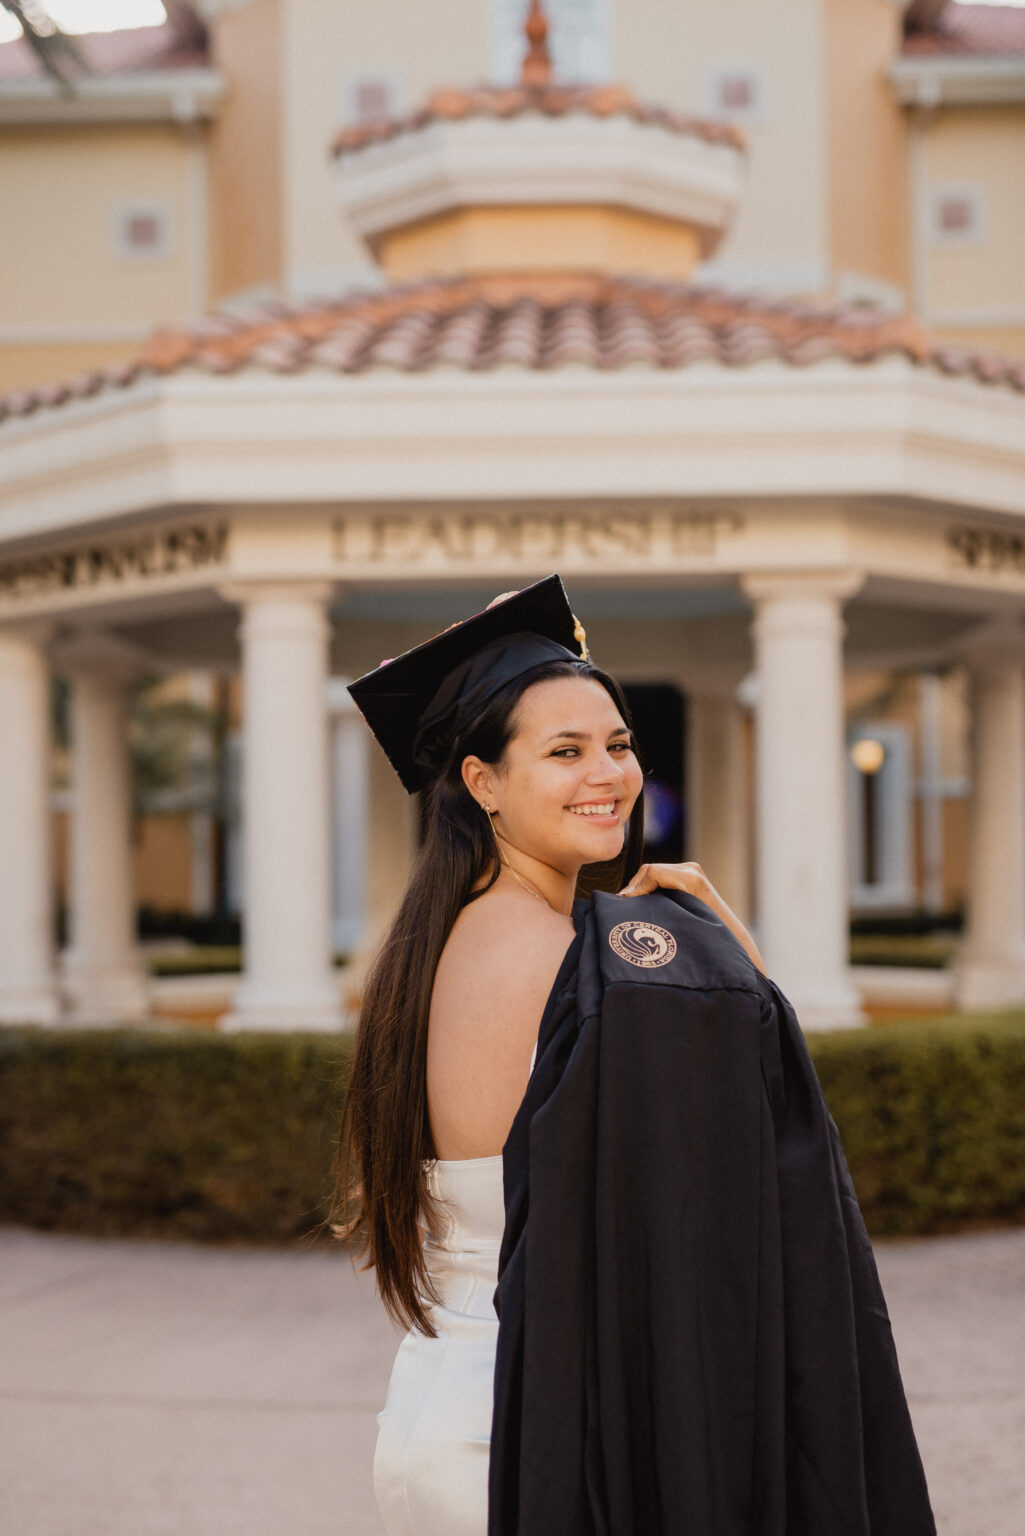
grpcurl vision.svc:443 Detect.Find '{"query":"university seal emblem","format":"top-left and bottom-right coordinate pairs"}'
top-left (608, 920), bottom-right (677, 969)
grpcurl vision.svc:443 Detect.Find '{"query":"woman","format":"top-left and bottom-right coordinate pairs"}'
top-left (338, 577), bottom-right (933, 1536)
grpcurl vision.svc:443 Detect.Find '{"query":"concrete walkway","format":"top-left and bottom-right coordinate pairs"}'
top-left (0, 1225), bottom-right (1021, 1536)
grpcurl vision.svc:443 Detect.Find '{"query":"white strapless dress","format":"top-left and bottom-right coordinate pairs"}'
top-left (374, 1154), bottom-right (505, 1536)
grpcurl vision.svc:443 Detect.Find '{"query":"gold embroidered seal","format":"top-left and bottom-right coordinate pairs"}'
top-left (608, 920), bottom-right (677, 969)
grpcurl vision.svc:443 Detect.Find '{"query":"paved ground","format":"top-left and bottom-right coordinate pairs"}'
top-left (0, 1225), bottom-right (1022, 1536)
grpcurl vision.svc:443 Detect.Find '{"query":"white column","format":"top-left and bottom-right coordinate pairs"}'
top-left (339, 731), bottom-right (417, 1025)
top-left (220, 582), bottom-right (342, 1031)
top-left (0, 627), bottom-right (60, 1023)
top-left (366, 734), bottom-right (418, 950)
top-left (742, 571), bottom-right (865, 1029)
top-left (955, 660), bottom-right (1025, 1009)
top-left (188, 671), bottom-right (216, 915)
top-left (918, 672), bottom-right (945, 914)
top-left (686, 690), bottom-right (751, 925)
top-left (61, 670), bottom-right (149, 1023)
top-left (326, 679), bottom-right (369, 956)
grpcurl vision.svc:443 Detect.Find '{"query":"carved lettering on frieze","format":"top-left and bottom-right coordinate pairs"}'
top-left (671, 510), bottom-right (745, 555)
top-left (331, 509), bottom-right (745, 567)
top-left (0, 522), bottom-right (230, 601)
top-left (948, 526), bottom-right (1025, 576)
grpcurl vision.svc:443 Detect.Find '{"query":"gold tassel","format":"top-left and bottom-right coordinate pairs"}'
top-left (573, 616), bottom-right (589, 661)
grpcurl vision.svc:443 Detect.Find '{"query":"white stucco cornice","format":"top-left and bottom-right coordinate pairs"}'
top-left (0, 359), bottom-right (1023, 549)
top-left (336, 114), bottom-right (745, 258)
top-left (0, 68), bottom-right (225, 125)
top-left (889, 55), bottom-right (1025, 108)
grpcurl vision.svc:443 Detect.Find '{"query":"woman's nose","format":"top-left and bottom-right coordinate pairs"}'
top-left (587, 751), bottom-right (625, 783)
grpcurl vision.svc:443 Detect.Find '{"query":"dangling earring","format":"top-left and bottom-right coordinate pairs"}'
top-left (480, 800), bottom-right (553, 909)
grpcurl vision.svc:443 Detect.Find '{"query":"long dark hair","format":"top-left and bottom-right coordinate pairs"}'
top-left (334, 658), bottom-right (644, 1335)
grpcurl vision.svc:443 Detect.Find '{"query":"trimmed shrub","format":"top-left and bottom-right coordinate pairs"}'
top-left (0, 1027), bottom-right (351, 1243)
top-left (808, 1012), bottom-right (1025, 1235)
top-left (147, 947), bottom-right (243, 977)
top-left (847, 933), bottom-right (957, 969)
top-left (1, 1014), bottom-right (1023, 1243)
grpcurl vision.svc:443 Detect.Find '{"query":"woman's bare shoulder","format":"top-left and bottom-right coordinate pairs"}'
top-left (435, 886), bottom-right (575, 1011)
top-left (427, 890), bottom-right (575, 1158)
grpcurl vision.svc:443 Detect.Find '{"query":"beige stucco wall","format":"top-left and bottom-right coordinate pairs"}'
top-left (927, 324), bottom-right (1025, 362)
top-left (208, 0), bottom-right (286, 301)
top-left (616, 0), bottom-right (829, 294)
top-left (281, 0), bottom-right (488, 294)
top-left (378, 205), bottom-right (704, 283)
top-left (936, 667), bottom-right (970, 783)
top-left (56, 809), bottom-right (195, 916)
top-left (134, 813), bottom-right (195, 911)
top-left (824, 0), bottom-right (908, 295)
top-left (0, 339), bottom-right (139, 394)
top-left (0, 124), bottom-right (200, 334)
top-left (922, 106), bottom-right (1025, 321)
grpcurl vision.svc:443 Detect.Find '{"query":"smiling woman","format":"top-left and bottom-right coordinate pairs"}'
top-left (335, 577), bottom-right (932, 1536)
top-left (335, 580), bottom-right (651, 1532)
top-left (339, 581), bottom-right (647, 1311)
top-left (335, 577), bottom-right (933, 1536)
top-left (333, 577), bottom-right (786, 1536)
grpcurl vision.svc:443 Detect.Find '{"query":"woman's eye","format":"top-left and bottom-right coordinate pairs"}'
top-left (551, 741), bottom-right (632, 759)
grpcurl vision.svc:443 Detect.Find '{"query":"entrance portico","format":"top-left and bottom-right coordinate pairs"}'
top-left (0, 459), bottom-right (1024, 1029)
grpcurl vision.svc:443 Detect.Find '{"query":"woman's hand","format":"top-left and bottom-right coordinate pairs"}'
top-left (618, 861), bottom-right (766, 974)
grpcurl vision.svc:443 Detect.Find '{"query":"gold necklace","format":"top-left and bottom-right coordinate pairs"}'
top-left (484, 808), bottom-right (556, 911)
top-left (500, 856), bottom-right (556, 911)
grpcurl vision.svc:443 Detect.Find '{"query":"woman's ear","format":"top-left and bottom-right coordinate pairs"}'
top-left (461, 756), bottom-right (493, 809)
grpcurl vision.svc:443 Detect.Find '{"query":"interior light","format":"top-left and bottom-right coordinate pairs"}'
top-left (851, 738), bottom-right (885, 775)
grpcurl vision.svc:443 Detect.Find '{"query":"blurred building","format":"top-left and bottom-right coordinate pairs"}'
top-left (0, 0), bottom-right (1024, 1030)
top-left (3, 0), bottom-right (1024, 393)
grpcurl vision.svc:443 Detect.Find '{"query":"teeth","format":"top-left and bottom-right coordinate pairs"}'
top-left (569, 803), bottom-right (615, 816)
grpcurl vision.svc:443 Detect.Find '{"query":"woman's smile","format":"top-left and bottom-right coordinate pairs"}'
top-left (566, 799), bottom-right (620, 823)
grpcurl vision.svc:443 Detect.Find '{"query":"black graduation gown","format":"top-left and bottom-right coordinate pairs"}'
top-left (489, 889), bottom-right (936, 1536)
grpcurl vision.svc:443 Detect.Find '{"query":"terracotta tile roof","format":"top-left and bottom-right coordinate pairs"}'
top-left (332, 83), bottom-right (745, 157)
top-left (0, 0), bottom-right (208, 81)
top-left (904, 2), bottom-right (1025, 57)
top-left (2, 274), bottom-right (1024, 427)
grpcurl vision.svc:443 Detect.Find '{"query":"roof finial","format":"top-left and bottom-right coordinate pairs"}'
top-left (521, 0), bottom-right (553, 88)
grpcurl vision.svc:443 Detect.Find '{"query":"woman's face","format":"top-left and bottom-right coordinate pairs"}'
top-left (483, 675), bottom-right (643, 877)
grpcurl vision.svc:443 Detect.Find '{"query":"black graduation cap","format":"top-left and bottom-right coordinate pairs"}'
top-left (347, 574), bottom-right (590, 793)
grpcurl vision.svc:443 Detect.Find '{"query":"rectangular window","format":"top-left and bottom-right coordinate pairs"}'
top-left (927, 186), bottom-right (986, 248)
top-left (341, 71), bottom-right (403, 126)
top-left (489, 0), bottom-right (612, 86)
top-left (705, 65), bottom-right (767, 125)
top-left (112, 203), bottom-right (173, 261)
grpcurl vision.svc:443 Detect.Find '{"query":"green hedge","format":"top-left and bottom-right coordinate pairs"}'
top-left (1, 1015), bottom-right (1023, 1243)
top-left (809, 1011), bottom-right (1025, 1235)
top-left (0, 1027), bottom-right (350, 1243)
top-left (847, 933), bottom-right (957, 969)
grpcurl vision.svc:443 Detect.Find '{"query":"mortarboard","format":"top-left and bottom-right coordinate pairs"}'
top-left (347, 575), bottom-right (590, 793)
